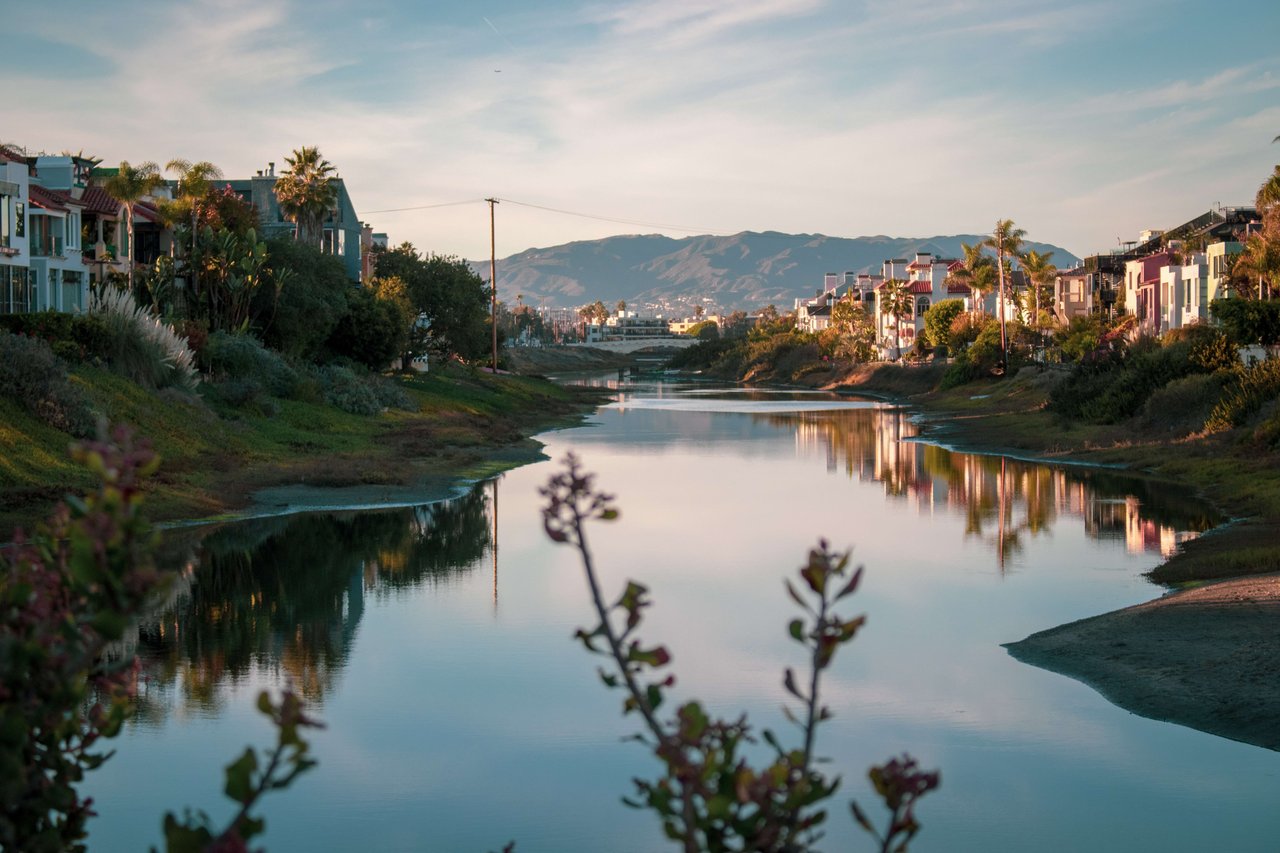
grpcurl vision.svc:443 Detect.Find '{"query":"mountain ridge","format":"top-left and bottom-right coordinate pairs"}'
top-left (474, 231), bottom-right (1080, 314)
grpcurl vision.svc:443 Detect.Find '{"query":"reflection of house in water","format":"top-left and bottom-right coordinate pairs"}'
top-left (1124, 496), bottom-right (1196, 557)
top-left (786, 404), bottom-right (1212, 566)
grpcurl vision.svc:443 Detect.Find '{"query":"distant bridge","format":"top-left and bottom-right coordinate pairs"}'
top-left (569, 338), bottom-right (699, 354)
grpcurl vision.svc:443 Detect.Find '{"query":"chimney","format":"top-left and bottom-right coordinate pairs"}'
top-left (268, 162), bottom-right (275, 176)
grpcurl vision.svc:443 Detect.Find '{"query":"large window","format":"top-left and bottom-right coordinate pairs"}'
top-left (0, 265), bottom-right (31, 314)
top-left (61, 270), bottom-right (83, 312)
top-left (0, 194), bottom-right (10, 247)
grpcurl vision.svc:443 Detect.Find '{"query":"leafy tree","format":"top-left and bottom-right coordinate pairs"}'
top-left (1210, 298), bottom-right (1280, 348)
top-left (616, 299), bottom-right (627, 314)
top-left (274, 146), bottom-right (338, 249)
top-left (1230, 209), bottom-right (1280, 301)
top-left (830, 297), bottom-right (877, 361)
top-left (102, 160), bottom-right (165, 293)
top-left (257, 239), bottom-right (351, 361)
top-left (878, 279), bottom-right (913, 360)
top-left (161, 159), bottom-right (223, 312)
top-left (1256, 163), bottom-right (1280, 214)
top-left (327, 285), bottom-right (405, 369)
top-left (1056, 315), bottom-right (1104, 362)
top-left (372, 244), bottom-right (492, 362)
top-left (922, 299), bottom-right (966, 349)
top-left (686, 319), bottom-right (719, 340)
top-left (371, 275), bottom-right (420, 366)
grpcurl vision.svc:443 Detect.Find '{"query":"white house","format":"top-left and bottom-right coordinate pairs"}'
top-left (0, 146), bottom-right (32, 313)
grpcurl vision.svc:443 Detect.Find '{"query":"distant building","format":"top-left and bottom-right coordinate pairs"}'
top-left (224, 160), bottom-right (364, 282)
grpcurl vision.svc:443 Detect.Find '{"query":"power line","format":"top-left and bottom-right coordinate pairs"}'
top-left (495, 197), bottom-right (730, 235)
top-left (363, 199), bottom-right (485, 214)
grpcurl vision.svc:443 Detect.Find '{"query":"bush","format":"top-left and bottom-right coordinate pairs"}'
top-left (0, 312), bottom-right (113, 365)
top-left (203, 331), bottom-right (300, 398)
top-left (256, 239), bottom-right (352, 361)
top-left (947, 312), bottom-right (987, 355)
top-left (1051, 339), bottom-right (1207, 424)
top-left (1205, 359), bottom-right (1280, 433)
top-left (923, 299), bottom-right (965, 348)
top-left (326, 286), bottom-right (405, 370)
top-left (311, 364), bottom-right (383, 416)
top-left (1141, 372), bottom-right (1229, 434)
top-left (93, 289), bottom-right (199, 393)
top-left (0, 331), bottom-right (96, 436)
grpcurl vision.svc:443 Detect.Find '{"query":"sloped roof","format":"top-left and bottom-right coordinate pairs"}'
top-left (908, 281), bottom-right (934, 294)
top-left (29, 184), bottom-right (83, 211)
top-left (79, 186), bottom-right (121, 215)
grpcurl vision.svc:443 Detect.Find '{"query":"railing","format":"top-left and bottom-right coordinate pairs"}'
top-left (30, 236), bottom-right (65, 258)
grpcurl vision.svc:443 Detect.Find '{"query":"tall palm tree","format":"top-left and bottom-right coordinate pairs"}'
top-left (878, 279), bottom-right (913, 360)
top-left (1020, 249), bottom-right (1057, 327)
top-left (102, 160), bottom-right (165, 293)
top-left (983, 219), bottom-right (1027, 366)
top-left (1233, 219), bottom-right (1280, 300)
top-left (947, 241), bottom-right (995, 316)
top-left (164, 159), bottom-right (223, 309)
top-left (1256, 164), bottom-right (1280, 214)
top-left (274, 146), bottom-right (338, 249)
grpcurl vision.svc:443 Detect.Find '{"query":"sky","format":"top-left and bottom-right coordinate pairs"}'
top-left (7, 0), bottom-right (1280, 261)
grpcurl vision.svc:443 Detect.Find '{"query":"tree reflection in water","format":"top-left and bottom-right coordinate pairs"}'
top-left (773, 405), bottom-right (1220, 571)
top-left (131, 482), bottom-right (493, 722)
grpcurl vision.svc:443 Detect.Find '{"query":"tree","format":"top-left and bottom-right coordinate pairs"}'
top-left (163, 159), bottom-right (224, 316)
top-left (878, 279), bottom-right (914, 360)
top-left (616, 299), bottom-right (627, 315)
top-left (831, 296), bottom-right (877, 361)
top-left (1232, 209), bottom-right (1280, 301)
top-left (274, 146), bottom-right (338, 249)
top-left (371, 244), bottom-right (491, 362)
top-left (1020, 249), bottom-right (1058, 339)
top-left (327, 285), bottom-right (405, 369)
top-left (102, 160), bottom-right (165, 293)
top-left (922, 299), bottom-right (966, 350)
top-left (947, 241), bottom-right (995, 316)
top-left (257, 239), bottom-right (352, 360)
top-left (1257, 164), bottom-right (1280, 214)
top-left (984, 219), bottom-right (1027, 367)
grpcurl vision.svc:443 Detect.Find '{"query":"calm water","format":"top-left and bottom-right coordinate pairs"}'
top-left (84, 379), bottom-right (1279, 852)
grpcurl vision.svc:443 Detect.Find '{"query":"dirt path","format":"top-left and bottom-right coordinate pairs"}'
top-left (1005, 574), bottom-right (1280, 751)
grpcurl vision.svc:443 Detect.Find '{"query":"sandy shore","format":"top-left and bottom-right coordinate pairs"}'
top-left (1005, 574), bottom-right (1280, 751)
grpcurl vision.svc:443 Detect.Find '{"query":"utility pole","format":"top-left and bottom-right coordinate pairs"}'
top-left (486, 197), bottom-right (499, 372)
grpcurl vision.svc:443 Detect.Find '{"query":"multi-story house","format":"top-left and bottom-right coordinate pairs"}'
top-left (873, 253), bottom-right (971, 356)
top-left (26, 183), bottom-right (87, 312)
top-left (0, 147), bottom-right (32, 313)
top-left (226, 161), bottom-right (364, 282)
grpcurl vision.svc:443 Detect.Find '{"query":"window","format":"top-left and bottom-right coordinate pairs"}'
top-left (61, 270), bottom-right (82, 312)
top-left (14, 203), bottom-right (23, 238)
top-left (0, 194), bottom-right (11, 247)
top-left (916, 297), bottom-right (930, 317)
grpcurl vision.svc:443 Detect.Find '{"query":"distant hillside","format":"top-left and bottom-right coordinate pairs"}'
top-left (474, 231), bottom-right (1081, 314)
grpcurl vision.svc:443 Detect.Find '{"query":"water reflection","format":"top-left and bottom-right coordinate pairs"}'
top-left (132, 483), bottom-right (494, 721)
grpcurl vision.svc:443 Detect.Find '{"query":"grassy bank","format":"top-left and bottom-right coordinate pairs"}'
top-left (804, 362), bottom-right (1280, 586)
top-left (1, 363), bottom-right (605, 532)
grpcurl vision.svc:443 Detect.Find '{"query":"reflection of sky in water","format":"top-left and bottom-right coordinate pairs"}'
top-left (82, 381), bottom-right (1274, 853)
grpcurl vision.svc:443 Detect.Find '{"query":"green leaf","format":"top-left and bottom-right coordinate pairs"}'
top-left (224, 748), bottom-right (258, 804)
top-left (788, 618), bottom-right (805, 642)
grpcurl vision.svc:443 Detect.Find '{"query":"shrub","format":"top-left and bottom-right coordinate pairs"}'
top-left (923, 299), bottom-right (965, 348)
top-left (326, 286), bottom-right (405, 370)
top-left (93, 288), bottom-right (199, 393)
top-left (0, 312), bottom-right (112, 365)
top-left (1205, 359), bottom-right (1280, 433)
top-left (947, 312), bottom-right (987, 355)
top-left (203, 330), bottom-right (299, 398)
top-left (0, 331), bottom-right (96, 436)
top-left (312, 364), bottom-right (383, 416)
top-left (1140, 373), bottom-right (1229, 434)
top-left (204, 378), bottom-right (279, 417)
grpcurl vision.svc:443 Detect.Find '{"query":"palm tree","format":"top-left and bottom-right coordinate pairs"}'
top-left (1020, 249), bottom-right (1057, 326)
top-left (102, 160), bottom-right (165, 293)
top-left (983, 219), bottom-right (1027, 366)
top-left (1233, 221), bottom-right (1280, 300)
top-left (274, 146), bottom-right (338, 249)
top-left (947, 241), bottom-right (995, 316)
top-left (1256, 164), bottom-right (1280, 214)
top-left (878, 279), bottom-right (914, 360)
top-left (164, 159), bottom-right (223, 312)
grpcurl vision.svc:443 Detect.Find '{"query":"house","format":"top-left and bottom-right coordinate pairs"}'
top-left (1053, 266), bottom-right (1091, 322)
top-left (0, 146), bottom-right (32, 313)
top-left (26, 184), bottom-right (87, 312)
top-left (225, 161), bottom-right (364, 282)
top-left (872, 253), bottom-right (970, 357)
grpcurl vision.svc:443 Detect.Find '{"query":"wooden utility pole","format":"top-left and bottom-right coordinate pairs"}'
top-left (486, 197), bottom-right (499, 372)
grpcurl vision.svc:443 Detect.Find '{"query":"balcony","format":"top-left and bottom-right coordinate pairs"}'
top-left (30, 235), bottom-right (64, 258)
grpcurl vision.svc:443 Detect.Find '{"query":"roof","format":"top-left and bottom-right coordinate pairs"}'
top-left (133, 200), bottom-right (163, 224)
top-left (79, 186), bottom-right (121, 216)
top-left (0, 146), bottom-right (27, 164)
top-left (947, 282), bottom-right (971, 294)
top-left (29, 185), bottom-right (69, 212)
top-left (908, 281), bottom-right (933, 294)
top-left (29, 185), bottom-right (83, 211)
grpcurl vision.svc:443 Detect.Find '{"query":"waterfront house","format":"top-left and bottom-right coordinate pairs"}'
top-left (0, 146), bottom-right (32, 313)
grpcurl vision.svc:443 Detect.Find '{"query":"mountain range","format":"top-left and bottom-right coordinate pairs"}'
top-left (474, 231), bottom-right (1081, 315)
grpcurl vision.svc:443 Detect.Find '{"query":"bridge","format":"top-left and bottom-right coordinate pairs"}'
top-left (569, 338), bottom-right (699, 354)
